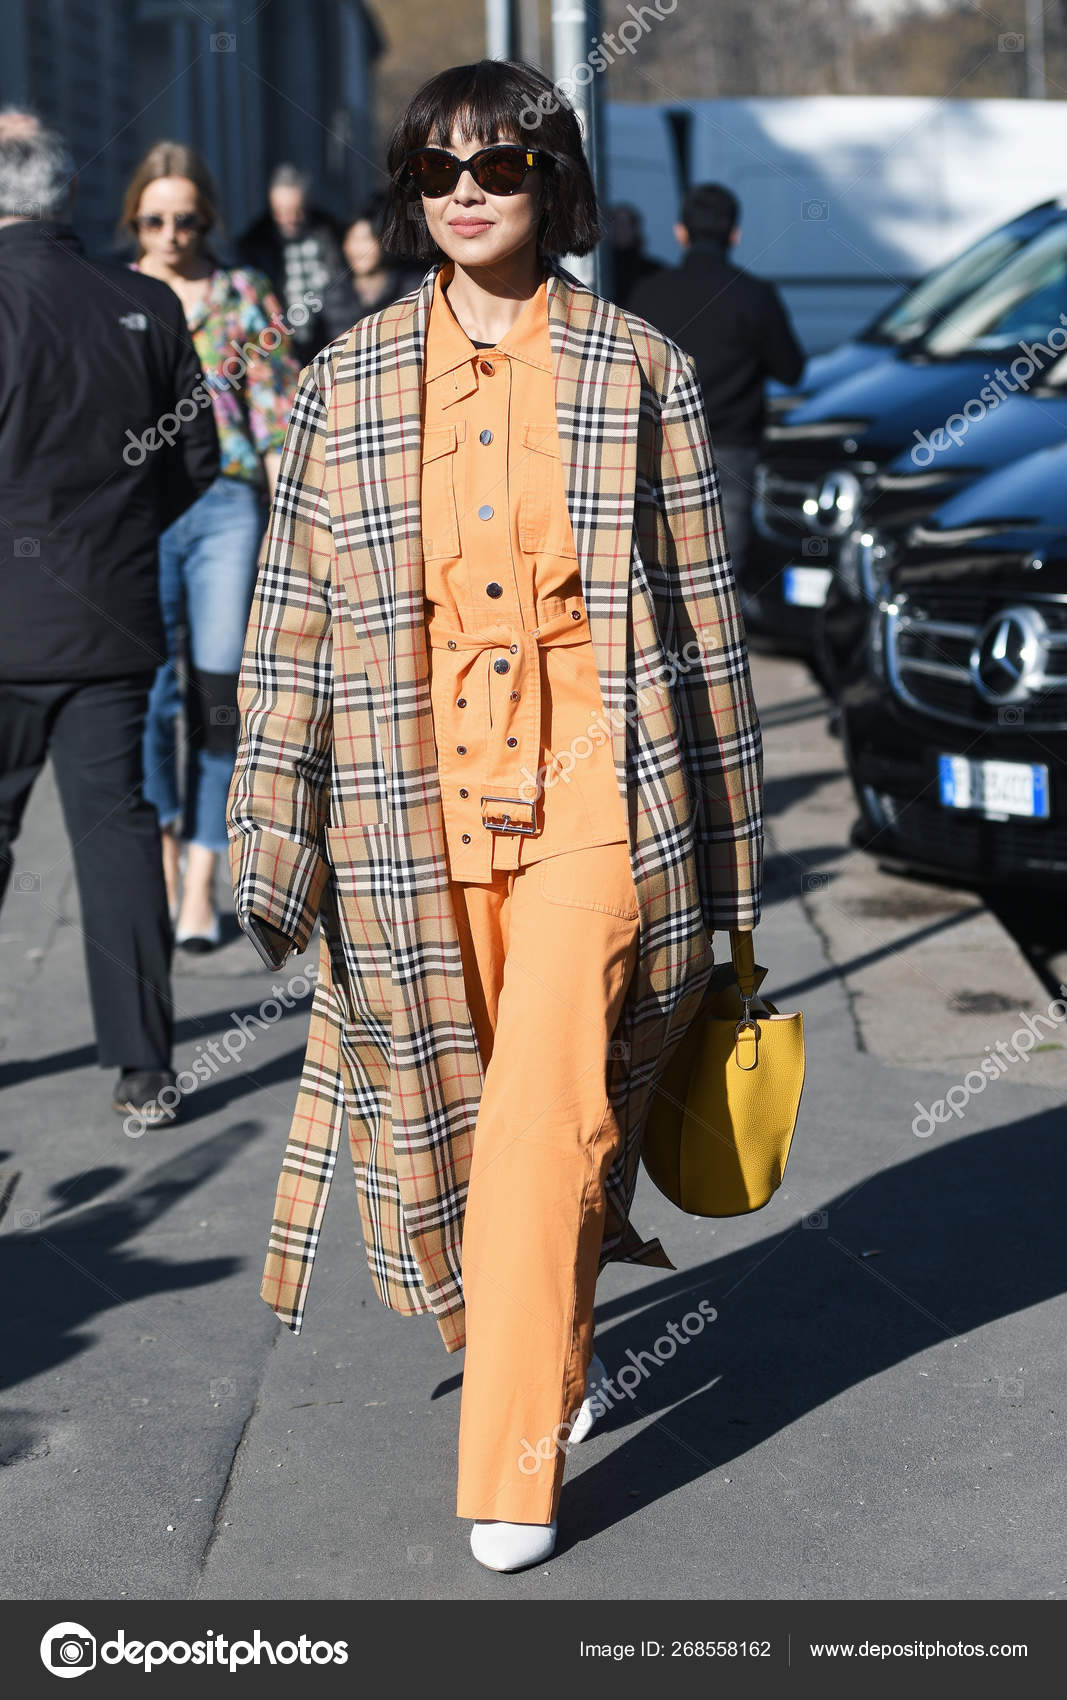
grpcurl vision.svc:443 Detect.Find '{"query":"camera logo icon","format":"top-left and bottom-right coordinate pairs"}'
top-left (40, 1622), bottom-right (96, 1677)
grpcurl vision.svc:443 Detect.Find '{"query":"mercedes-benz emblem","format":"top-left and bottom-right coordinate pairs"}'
top-left (809, 469), bottom-right (862, 536)
top-left (969, 605), bottom-right (1049, 704)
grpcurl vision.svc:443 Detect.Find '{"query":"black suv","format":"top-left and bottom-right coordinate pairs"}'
top-left (841, 441), bottom-right (1067, 891)
top-left (765, 195), bottom-right (1062, 421)
top-left (747, 206), bottom-right (1067, 656)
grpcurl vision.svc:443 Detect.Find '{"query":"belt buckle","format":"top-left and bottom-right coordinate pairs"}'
top-left (480, 794), bottom-right (538, 835)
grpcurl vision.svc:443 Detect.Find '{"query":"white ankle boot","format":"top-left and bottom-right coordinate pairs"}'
top-left (468, 1351), bottom-right (608, 1571)
top-left (568, 1351), bottom-right (608, 1445)
top-left (470, 1518), bottom-right (557, 1571)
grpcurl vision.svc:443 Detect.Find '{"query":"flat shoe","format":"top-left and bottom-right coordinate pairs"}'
top-left (112, 1068), bottom-right (179, 1126)
top-left (470, 1519), bottom-right (557, 1571)
top-left (175, 913), bottom-right (220, 952)
top-left (568, 1351), bottom-right (608, 1445)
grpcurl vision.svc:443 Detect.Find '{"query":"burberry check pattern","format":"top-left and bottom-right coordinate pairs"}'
top-left (228, 256), bottom-right (764, 1354)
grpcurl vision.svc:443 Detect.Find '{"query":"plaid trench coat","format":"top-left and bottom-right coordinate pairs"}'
top-left (228, 256), bottom-right (764, 1355)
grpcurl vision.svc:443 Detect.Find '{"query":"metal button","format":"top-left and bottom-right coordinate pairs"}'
top-left (447, 638), bottom-right (457, 648)
top-left (506, 736), bottom-right (518, 748)
top-left (509, 690), bottom-right (519, 701)
top-left (456, 697), bottom-right (466, 707)
top-left (493, 658), bottom-right (509, 674)
top-left (509, 643), bottom-right (518, 653)
top-left (479, 429), bottom-right (493, 444)
top-left (461, 833), bottom-right (471, 843)
top-left (459, 787), bottom-right (468, 798)
top-left (485, 581), bottom-right (503, 598)
top-left (479, 360), bottom-right (494, 374)
top-left (456, 744), bottom-right (467, 754)
top-left (477, 504), bottom-right (493, 521)
top-left (571, 610), bottom-right (581, 620)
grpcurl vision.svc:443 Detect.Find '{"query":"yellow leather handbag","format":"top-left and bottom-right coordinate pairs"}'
top-left (642, 929), bottom-right (805, 1216)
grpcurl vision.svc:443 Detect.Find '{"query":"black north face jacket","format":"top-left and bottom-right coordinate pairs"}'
top-left (0, 219), bottom-right (219, 680)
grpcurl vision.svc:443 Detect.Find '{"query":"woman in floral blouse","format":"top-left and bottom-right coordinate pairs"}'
top-left (122, 142), bottom-right (302, 948)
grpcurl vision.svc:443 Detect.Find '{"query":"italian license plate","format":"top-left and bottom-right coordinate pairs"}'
top-left (783, 564), bottom-right (832, 607)
top-left (938, 754), bottom-right (1050, 819)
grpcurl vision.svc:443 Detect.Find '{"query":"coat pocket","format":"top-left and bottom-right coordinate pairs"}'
top-left (537, 842), bottom-right (640, 920)
top-left (421, 421), bottom-right (463, 559)
top-left (518, 422), bottom-right (579, 558)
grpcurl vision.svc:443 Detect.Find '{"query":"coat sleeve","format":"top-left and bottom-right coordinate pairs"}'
top-left (226, 354), bottom-right (335, 956)
top-left (650, 348), bottom-right (764, 933)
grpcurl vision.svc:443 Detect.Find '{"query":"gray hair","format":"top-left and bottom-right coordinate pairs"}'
top-left (269, 163), bottom-right (310, 194)
top-left (0, 122), bottom-right (75, 218)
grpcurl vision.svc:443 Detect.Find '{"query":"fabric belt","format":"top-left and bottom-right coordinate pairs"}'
top-left (426, 595), bottom-right (592, 835)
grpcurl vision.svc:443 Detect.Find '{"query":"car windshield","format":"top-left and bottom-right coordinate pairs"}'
top-left (870, 227), bottom-right (1031, 346)
top-left (922, 221), bottom-right (1067, 357)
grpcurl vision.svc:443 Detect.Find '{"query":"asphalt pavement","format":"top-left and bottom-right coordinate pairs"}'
top-left (0, 649), bottom-right (1063, 1601)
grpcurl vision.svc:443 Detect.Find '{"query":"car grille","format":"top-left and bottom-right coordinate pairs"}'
top-left (885, 590), bottom-right (1067, 730)
top-left (872, 791), bottom-right (1067, 878)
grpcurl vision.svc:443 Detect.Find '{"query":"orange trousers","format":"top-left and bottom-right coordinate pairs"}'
top-left (451, 840), bottom-right (641, 1524)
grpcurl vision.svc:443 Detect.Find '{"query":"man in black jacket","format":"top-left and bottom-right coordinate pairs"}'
top-left (629, 183), bottom-right (805, 595)
top-left (0, 123), bottom-right (220, 1125)
top-left (236, 164), bottom-right (344, 364)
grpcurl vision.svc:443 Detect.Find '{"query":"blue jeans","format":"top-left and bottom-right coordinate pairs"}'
top-left (143, 475), bottom-right (267, 853)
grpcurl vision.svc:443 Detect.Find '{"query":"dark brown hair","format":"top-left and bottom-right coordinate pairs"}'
top-left (118, 140), bottom-right (222, 258)
top-left (381, 59), bottom-right (601, 263)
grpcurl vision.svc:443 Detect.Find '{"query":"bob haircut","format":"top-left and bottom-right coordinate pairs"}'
top-left (382, 59), bottom-right (602, 264)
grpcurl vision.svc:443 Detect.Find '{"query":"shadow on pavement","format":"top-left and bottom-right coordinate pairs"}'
top-left (0, 1119), bottom-right (262, 1407)
top-left (547, 1101), bottom-right (1065, 1554)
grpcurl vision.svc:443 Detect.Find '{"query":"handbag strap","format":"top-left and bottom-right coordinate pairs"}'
top-left (730, 927), bottom-right (759, 1070)
top-left (730, 928), bottom-right (756, 1001)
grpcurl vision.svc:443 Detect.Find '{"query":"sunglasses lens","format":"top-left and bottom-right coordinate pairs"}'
top-left (475, 149), bottom-right (530, 194)
top-left (138, 213), bottom-right (199, 231)
top-left (409, 151), bottom-right (457, 197)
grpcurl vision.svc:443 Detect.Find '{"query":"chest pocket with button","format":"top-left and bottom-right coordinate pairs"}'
top-left (518, 422), bottom-right (579, 559)
top-left (421, 420), bottom-right (466, 559)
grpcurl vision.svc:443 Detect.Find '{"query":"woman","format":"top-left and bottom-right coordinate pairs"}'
top-left (227, 60), bottom-right (764, 1572)
top-left (123, 142), bottom-right (300, 948)
top-left (316, 194), bottom-right (422, 346)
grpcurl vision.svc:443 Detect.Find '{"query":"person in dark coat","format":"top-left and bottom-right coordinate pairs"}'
top-left (315, 194), bottom-right (424, 349)
top-left (0, 122), bottom-right (220, 1125)
top-left (236, 164), bottom-right (344, 363)
top-left (628, 182), bottom-right (805, 592)
top-left (605, 201), bottom-right (662, 306)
